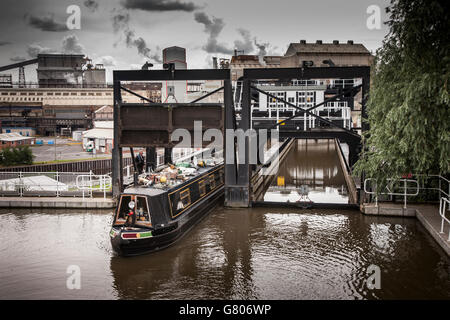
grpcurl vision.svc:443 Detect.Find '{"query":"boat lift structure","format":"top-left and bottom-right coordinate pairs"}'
top-left (112, 66), bottom-right (370, 208)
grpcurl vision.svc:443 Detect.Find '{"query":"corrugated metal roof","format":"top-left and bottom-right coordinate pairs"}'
top-left (0, 132), bottom-right (34, 142)
top-left (82, 128), bottom-right (113, 139)
top-left (286, 43), bottom-right (370, 55)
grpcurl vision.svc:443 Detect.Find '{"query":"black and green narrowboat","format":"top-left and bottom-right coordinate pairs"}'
top-left (110, 164), bottom-right (224, 256)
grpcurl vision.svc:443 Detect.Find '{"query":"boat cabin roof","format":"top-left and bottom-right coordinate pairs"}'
top-left (122, 186), bottom-right (166, 197)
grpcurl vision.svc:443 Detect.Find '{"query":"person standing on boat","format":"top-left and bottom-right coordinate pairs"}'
top-left (135, 150), bottom-right (145, 174)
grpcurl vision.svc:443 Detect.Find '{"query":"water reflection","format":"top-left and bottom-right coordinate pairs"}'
top-left (109, 207), bottom-right (450, 300)
top-left (263, 139), bottom-right (349, 203)
top-left (1, 206), bottom-right (449, 300)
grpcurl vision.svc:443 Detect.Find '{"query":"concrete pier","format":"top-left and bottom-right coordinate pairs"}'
top-left (362, 203), bottom-right (450, 256)
top-left (0, 197), bottom-right (116, 209)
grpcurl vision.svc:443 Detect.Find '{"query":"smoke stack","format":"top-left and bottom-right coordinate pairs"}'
top-left (316, 40), bottom-right (322, 44)
top-left (347, 40), bottom-right (354, 45)
top-left (333, 40), bottom-right (339, 44)
top-left (212, 57), bottom-right (218, 69)
top-left (300, 40), bottom-right (306, 44)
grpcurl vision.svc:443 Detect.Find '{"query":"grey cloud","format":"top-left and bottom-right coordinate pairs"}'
top-left (84, 0), bottom-right (99, 12)
top-left (194, 12), bottom-right (233, 55)
top-left (112, 11), bottom-right (130, 33)
top-left (126, 30), bottom-right (151, 57)
top-left (254, 39), bottom-right (268, 57)
top-left (234, 29), bottom-right (254, 54)
top-left (10, 56), bottom-right (27, 62)
top-left (98, 56), bottom-right (117, 67)
top-left (0, 41), bottom-right (11, 46)
top-left (62, 34), bottom-right (85, 54)
top-left (26, 14), bottom-right (68, 32)
top-left (112, 9), bottom-right (161, 63)
top-left (27, 43), bottom-right (57, 58)
top-left (122, 0), bottom-right (199, 12)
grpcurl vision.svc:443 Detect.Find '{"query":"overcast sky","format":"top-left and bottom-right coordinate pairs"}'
top-left (0, 0), bottom-right (390, 82)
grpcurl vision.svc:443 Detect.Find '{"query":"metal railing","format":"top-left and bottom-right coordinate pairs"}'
top-left (415, 174), bottom-right (450, 200)
top-left (439, 197), bottom-right (450, 241)
top-left (76, 172), bottom-right (111, 199)
top-left (0, 171), bottom-right (111, 198)
top-left (364, 178), bottom-right (420, 208)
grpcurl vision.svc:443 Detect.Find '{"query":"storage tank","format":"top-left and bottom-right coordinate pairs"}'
top-left (162, 46), bottom-right (187, 70)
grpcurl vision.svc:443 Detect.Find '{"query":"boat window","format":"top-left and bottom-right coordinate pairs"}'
top-left (116, 195), bottom-right (151, 226)
top-left (117, 195), bottom-right (133, 221)
top-left (135, 196), bottom-right (151, 226)
top-left (198, 180), bottom-right (206, 196)
top-left (209, 175), bottom-right (216, 189)
top-left (180, 189), bottom-right (191, 207)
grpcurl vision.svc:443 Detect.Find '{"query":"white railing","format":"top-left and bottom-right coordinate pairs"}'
top-left (364, 178), bottom-right (420, 208)
top-left (0, 171), bottom-right (111, 198)
top-left (439, 197), bottom-right (450, 241)
top-left (75, 172), bottom-right (111, 199)
top-left (415, 174), bottom-right (450, 200)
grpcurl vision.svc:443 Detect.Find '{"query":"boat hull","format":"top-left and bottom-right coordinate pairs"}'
top-left (111, 186), bottom-right (223, 256)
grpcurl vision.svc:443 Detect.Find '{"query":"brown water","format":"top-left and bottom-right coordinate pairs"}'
top-left (264, 139), bottom-right (349, 203)
top-left (0, 207), bottom-right (449, 299)
top-left (0, 139), bottom-right (449, 299)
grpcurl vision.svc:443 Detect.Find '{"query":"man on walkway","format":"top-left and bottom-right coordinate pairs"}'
top-left (135, 150), bottom-right (145, 174)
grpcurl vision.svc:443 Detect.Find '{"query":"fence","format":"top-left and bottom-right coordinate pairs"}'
top-left (0, 171), bottom-right (111, 198)
top-left (364, 178), bottom-right (420, 208)
top-left (439, 197), bottom-right (450, 241)
top-left (0, 157), bottom-right (133, 175)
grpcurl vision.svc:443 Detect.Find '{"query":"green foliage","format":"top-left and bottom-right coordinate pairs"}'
top-left (354, 0), bottom-right (450, 184)
top-left (0, 146), bottom-right (34, 166)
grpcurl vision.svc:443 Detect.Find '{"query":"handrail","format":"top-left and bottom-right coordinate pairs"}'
top-left (439, 197), bottom-right (450, 241)
top-left (414, 174), bottom-right (450, 199)
top-left (76, 173), bottom-right (111, 199)
top-left (364, 178), bottom-right (419, 209)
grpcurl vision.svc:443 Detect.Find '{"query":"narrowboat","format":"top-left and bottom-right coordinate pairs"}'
top-left (110, 161), bottom-right (224, 256)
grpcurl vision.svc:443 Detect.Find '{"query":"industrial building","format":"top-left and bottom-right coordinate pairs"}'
top-left (0, 42), bottom-right (371, 137)
top-left (0, 132), bottom-right (35, 150)
top-left (0, 53), bottom-right (162, 136)
top-left (229, 40), bottom-right (372, 132)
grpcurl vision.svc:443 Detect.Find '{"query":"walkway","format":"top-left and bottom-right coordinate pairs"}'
top-left (362, 202), bottom-right (450, 256)
top-left (0, 196), bottom-right (116, 209)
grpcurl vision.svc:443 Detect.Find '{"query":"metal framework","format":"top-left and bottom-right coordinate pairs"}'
top-left (112, 68), bottom-right (232, 197)
top-left (229, 66), bottom-right (370, 207)
top-left (112, 66), bottom-right (370, 207)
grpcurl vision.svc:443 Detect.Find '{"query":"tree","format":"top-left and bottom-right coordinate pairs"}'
top-left (0, 146), bottom-right (34, 166)
top-left (354, 0), bottom-right (450, 184)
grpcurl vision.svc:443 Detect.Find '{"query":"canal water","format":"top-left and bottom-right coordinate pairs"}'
top-left (0, 140), bottom-right (449, 300)
top-left (264, 139), bottom-right (349, 203)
